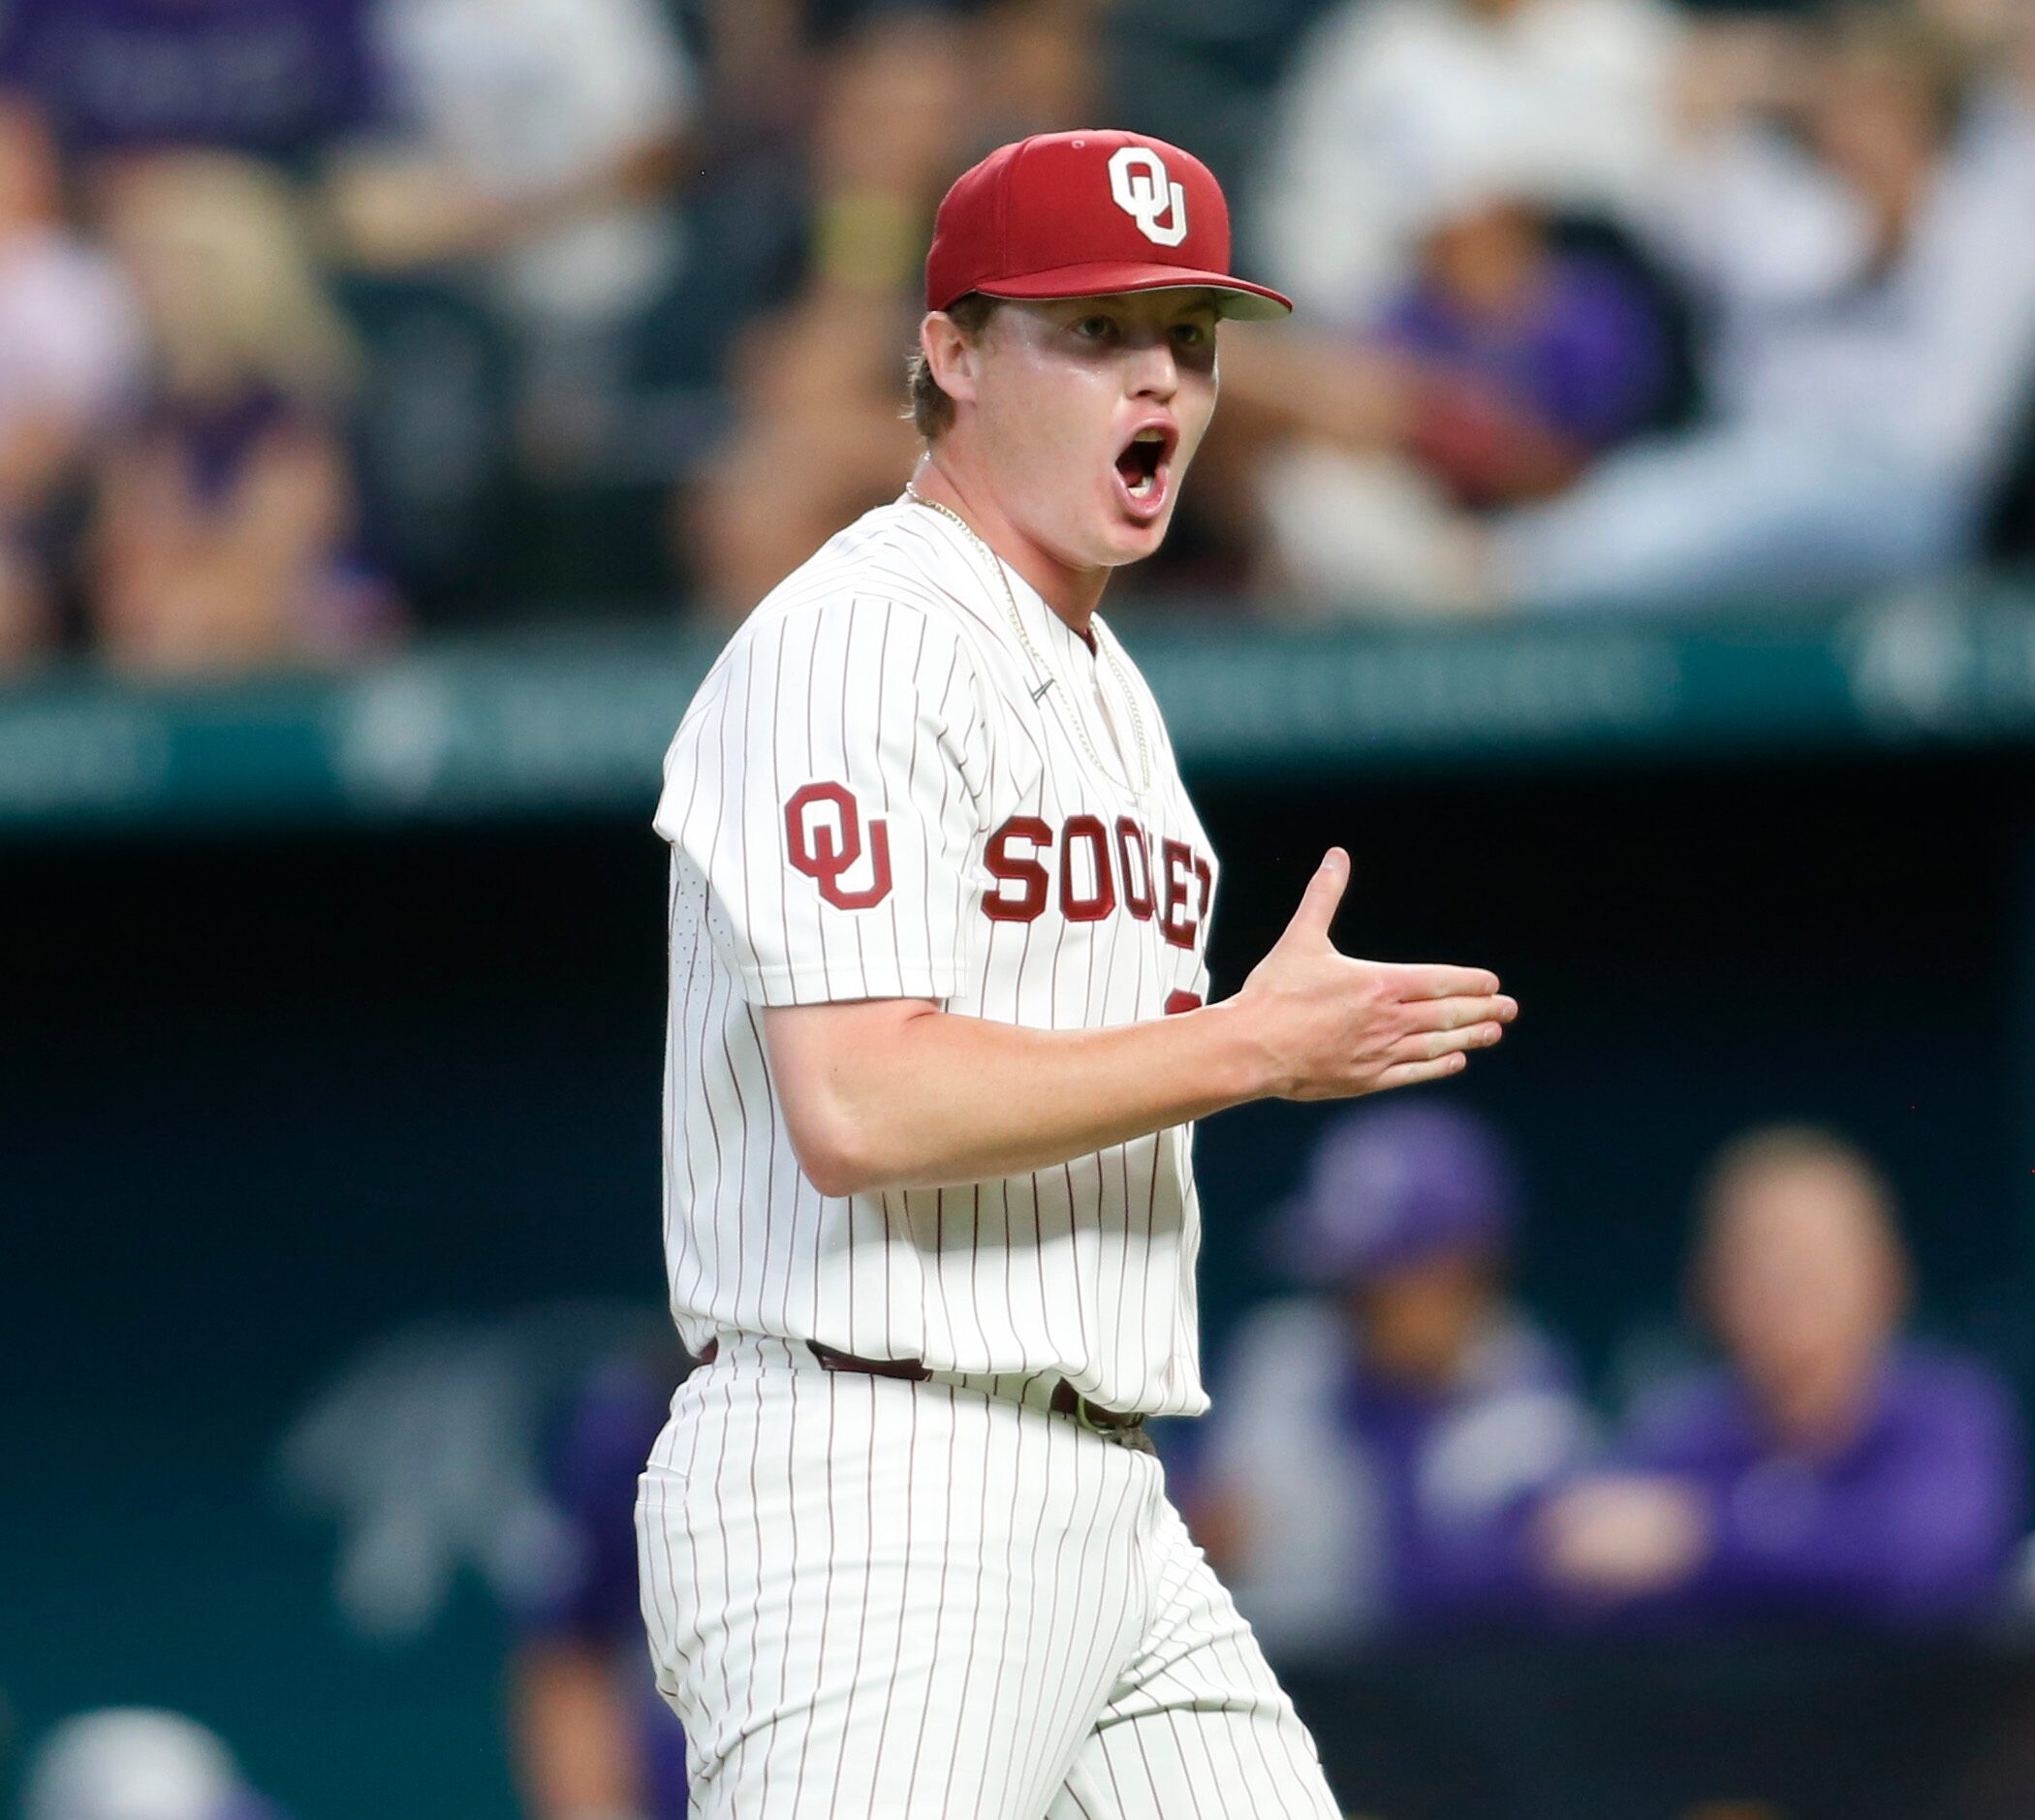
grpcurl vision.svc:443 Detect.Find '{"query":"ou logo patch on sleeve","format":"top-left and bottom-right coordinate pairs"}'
top-left (785, 781), bottom-right (893, 910)
top-left (1108, 146), bottom-right (1188, 248)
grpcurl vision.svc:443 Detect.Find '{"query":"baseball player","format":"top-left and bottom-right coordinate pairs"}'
top-left (642, 129), bottom-right (1518, 1819)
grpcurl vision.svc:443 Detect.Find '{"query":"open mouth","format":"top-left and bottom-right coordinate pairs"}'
top-left (1113, 426), bottom-right (1174, 514)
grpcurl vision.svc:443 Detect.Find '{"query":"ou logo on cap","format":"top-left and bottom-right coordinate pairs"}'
top-left (1108, 146), bottom-right (1187, 248)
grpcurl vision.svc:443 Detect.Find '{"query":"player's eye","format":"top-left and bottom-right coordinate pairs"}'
top-left (1073, 314), bottom-right (1116, 342)
top-left (1172, 322), bottom-right (1208, 348)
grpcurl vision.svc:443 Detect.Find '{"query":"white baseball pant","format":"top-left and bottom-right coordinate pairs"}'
top-left (636, 1334), bottom-right (1342, 1819)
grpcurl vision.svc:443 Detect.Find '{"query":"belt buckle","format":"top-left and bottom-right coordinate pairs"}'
top-left (1074, 1393), bottom-right (1143, 1438)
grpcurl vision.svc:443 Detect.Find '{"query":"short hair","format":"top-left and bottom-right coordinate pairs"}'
top-left (1691, 1122), bottom-right (1907, 1314)
top-left (1698, 1123), bottom-right (1895, 1230)
top-left (905, 293), bottom-right (1001, 441)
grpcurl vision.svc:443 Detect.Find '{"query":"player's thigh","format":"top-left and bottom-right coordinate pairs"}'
top-left (1047, 1495), bottom-right (1341, 1820)
top-left (637, 1362), bottom-right (1151, 1820)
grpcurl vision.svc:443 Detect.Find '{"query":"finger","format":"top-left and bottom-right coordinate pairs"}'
top-left (1397, 994), bottom-right (1518, 1034)
top-left (1393, 963), bottom-right (1502, 1001)
top-left (1390, 1021), bottom-right (1506, 1064)
top-left (1371, 1051), bottom-right (1470, 1091)
top-left (1275, 848), bottom-right (1350, 950)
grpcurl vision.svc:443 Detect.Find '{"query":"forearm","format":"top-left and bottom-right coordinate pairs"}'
top-left (765, 850), bottom-right (1513, 1196)
top-left (330, 131), bottom-right (685, 269)
top-left (511, 1641), bottom-right (644, 1820)
top-left (770, 998), bottom-right (1274, 1195)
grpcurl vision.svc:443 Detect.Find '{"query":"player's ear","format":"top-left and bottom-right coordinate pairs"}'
top-left (921, 311), bottom-right (981, 410)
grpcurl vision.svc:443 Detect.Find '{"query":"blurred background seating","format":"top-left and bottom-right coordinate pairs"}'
top-left (86, 154), bottom-right (394, 673)
top-left (0, 0), bottom-right (2023, 660)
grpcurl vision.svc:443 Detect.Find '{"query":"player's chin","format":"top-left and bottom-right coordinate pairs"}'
top-left (1095, 482), bottom-right (1178, 562)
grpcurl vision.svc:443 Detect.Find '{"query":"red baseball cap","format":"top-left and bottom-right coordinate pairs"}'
top-left (924, 130), bottom-right (1293, 322)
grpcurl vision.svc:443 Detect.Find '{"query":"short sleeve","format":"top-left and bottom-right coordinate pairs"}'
top-left (654, 597), bottom-right (986, 1007)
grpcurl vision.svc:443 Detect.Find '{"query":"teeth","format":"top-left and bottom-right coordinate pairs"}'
top-left (1133, 429), bottom-right (1165, 444)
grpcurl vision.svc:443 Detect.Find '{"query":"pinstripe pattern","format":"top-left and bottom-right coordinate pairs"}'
top-left (653, 498), bottom-right (1217, 1418)
top-left (643, 500), bottom-right (1337, 1816)
top-left (638, 1341), bottom-right (1339, 1818)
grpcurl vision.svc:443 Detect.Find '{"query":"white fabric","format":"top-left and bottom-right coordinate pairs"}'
top-left (0, 229), bottom-right (139, 432)
top-left (374, 0), bottom-right (695, 325)
top-left (637, 1337), bottom-right (1340, 1819)
top-left (1253, 0), bottom-right (1681, 325)
top-left (1640, 89), bottom-right (2035, 488)
top-left (653, 499), bottom-right (1219, 1418)
top-left (1492, 420), bottom-right (1970, 612)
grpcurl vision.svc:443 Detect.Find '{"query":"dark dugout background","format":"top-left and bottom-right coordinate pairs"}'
top-left (9, 745), bottom-right (2035, 1816)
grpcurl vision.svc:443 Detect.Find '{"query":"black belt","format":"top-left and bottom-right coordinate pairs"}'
top-left (693, 1338), bottom-right (1146, 1433)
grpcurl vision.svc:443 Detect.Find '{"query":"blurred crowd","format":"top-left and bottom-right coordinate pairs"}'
top-left (16, 1110), bottom-right (2032, 1818)
top-left (497, 1112), bottom-right (2030, 1819)
top-left (1188, 1111), bottom-right (2025, 1651)
top-left (0, 0), bottom-right (2031, 680)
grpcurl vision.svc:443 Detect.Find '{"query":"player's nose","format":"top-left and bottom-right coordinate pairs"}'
top-left (1124, 329), bottom-right (1179, 401)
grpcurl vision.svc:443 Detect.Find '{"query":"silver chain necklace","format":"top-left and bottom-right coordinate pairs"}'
top-left (904, 484), bottom-right (1152, 795)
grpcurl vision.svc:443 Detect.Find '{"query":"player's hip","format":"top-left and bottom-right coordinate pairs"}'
top-left (667, 1278), bottom-right (1211, 1419)
top-left (637, 1334), bottom-right (1166, 1598)
top-left (635, 1345), bottom-right (1167, 1804)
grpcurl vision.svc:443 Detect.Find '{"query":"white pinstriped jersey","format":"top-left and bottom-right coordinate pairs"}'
top-left (653, 496), bottom-right (1219, 1416)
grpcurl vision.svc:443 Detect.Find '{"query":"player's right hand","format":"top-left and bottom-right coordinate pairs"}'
top-left (1234, 847), bottom-right (1517, 1101)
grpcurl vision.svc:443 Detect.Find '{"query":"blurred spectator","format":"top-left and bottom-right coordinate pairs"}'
top-left (0, 0), bottom-right (378, 170)
top-left (319, 0), bottom-right (704, 581)
top-left (509, 1348), bottom-right (691, 1820)
top-left (23, 1709), bottom-right (291, 1820)
top-left (86, 154), bottom-right (395, 673)
top-left (1484, 4), bottom-right (2035, 614)
top-left (1189, 1104), bottom-right (1591, 1657)
top-left (1209, 0), bottom-right (1686, 605)
top-left (674, 9), bottom-right (962, 612)
top-left (0, 97), bottom-right (141, 668)
top-left (1269, 5), bottom-right (2035, 613)
top-left (329, 0), bottom-right (695, 342)
top-left (684, 1), bottom-right (1096, 612)
top-left (1250, 0), bottom-right (1681, 326)
top-left (1538, 1125), bottom-right (2025, 1628)
top-left (688, 280), bottom-right (928, 613)
top-left (1222, 130), bottom-right (1675, 605)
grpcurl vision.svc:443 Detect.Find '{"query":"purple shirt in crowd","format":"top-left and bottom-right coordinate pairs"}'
top-left (1339, 1323), bottom-right (1588, 1631)
top-left (0, 0), bottom-right (380, 162)
top-left (1381, 253), bottom-right (1668, 452)
top-left (1203, 1300), bottom-right (1593, 1653)
top-left (1613, 1342), bottom-right (2025, 1628)
top-left (520, 1359), bottom-right (689, 1820)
